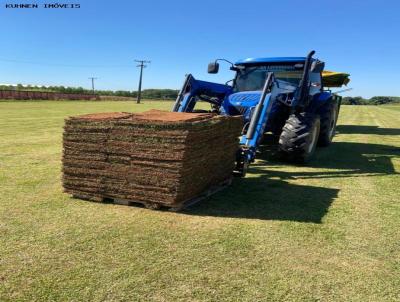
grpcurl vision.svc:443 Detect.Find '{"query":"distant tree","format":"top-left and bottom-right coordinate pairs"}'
top-left (114, 90), bottom-right (132, 97)
top-left (5, 82), bottom-right (399, 103)
top-left (342, 96), bottom-right (363, 105)
top-left (341, 96), bottom-right (400, 105)
top-left (141, 89), bottom-right (178, 99)
top-left (370, 96), bottom-right (392, 105)
top-left (0, 85), bottom-right (12, 90)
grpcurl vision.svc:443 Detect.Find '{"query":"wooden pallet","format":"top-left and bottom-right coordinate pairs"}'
top-left (169, 178), bottom-right (232, 211)
top-left (72, 178), bottom-right (232, 211)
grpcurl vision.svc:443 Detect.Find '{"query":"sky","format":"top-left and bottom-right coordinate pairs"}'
top-left (0, 0), bottom-right (399, 98)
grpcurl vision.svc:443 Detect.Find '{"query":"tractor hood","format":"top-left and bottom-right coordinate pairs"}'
top-left (228, 91), bottom-right (261, 107)
top-left (227, 91), bottom-right (262, 118)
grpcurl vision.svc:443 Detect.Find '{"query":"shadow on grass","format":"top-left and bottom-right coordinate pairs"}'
top-left (255, 136), bottom-right (399, 179)
top-left (184, 175), bottom-right (338, 223)
top-left (336, 125), bottom-right (400, 136)
top-left (183, 139), bottom-right (398, 223)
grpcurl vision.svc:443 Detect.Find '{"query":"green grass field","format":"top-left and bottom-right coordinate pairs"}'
top-left (0, 101), bottom-right (399, 301)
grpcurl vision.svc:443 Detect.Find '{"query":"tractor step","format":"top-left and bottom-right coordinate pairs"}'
top-left (71, 178), bottom-right (232, 211)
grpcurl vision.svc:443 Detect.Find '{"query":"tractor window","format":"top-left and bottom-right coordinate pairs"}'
top-left (234, 68), bottom-right (267, 92)
top-left (234, 65), bottom-right (303, 92)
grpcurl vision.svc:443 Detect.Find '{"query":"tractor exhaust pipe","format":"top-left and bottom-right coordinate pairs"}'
top-left (246, 72), bottom-right (274, 141)
top-left (295, 50), bottom-right (315, 108)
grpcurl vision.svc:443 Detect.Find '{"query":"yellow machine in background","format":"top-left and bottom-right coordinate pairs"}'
top-left (322, 71), bottom-right (350, 87)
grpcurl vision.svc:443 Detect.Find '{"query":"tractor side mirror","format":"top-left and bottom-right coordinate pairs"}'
top-left (208, 62), bottom-right (219, 74)
top-left (311, 61), bottom-right (325, 73)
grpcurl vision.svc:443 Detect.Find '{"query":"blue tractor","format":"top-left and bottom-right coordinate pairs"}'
top-left (172, 51), bottom-right (349, 176)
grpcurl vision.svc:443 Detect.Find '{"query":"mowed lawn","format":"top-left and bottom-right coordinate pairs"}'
top-left (0, 101), bottom-right (399, 301)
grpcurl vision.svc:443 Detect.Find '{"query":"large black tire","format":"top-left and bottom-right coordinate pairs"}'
top-left (269, 102), bottom-right (290, 137)
top-left (318, 99), bottom-right (339, 146)
top-left (278, 113), bottom-right (320, 163)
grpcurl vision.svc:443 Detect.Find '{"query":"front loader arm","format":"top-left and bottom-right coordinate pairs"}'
top-left (172, 74), bottom-right (232, 112)
top-left (172, 73), bottom-right (275, 178)
top-left (235, 73), bottom-right (275, 176)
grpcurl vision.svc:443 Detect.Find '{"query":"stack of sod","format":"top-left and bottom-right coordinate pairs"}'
top-left (62, 110), bottom-right (243, 208)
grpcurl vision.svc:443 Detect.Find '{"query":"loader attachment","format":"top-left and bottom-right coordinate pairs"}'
top-left (172, 74), bottom-right (232, 112)
top-left (234, 72), bottom-right (275, 176)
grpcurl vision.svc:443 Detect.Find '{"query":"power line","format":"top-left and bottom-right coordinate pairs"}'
top-left (0, 58), bottom-right (130, 69)
top-left (135, 59), bottom-right (150, 104)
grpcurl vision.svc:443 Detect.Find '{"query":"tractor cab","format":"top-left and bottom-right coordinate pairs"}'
top-left (220, 57), bottom-right (325, 122)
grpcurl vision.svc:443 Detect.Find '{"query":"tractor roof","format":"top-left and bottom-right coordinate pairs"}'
top-left (235, 57), bottom-right (311, 65)
top-left (235, 56), bottom-right (350, 87)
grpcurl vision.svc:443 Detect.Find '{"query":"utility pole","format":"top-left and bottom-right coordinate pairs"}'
top-left (135, 60), bottom-right (150, 104)
top-left (88, 77), bottom-right (98, 94)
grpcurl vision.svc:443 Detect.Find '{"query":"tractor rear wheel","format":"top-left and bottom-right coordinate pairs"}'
top-left (278, 113), bottom-right (320, 163)
top-left (318, 99), bottom-right (339, 146)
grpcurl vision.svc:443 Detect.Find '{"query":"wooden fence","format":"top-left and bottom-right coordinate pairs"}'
top-left (0, 90), bottom-right (99, 100)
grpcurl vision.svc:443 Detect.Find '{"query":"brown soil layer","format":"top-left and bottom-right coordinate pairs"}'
top-left (62, 110), bottom-right (243, 207)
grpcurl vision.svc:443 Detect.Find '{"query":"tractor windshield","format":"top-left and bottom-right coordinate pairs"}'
top-left (234, 65), bottom-right (303, 92)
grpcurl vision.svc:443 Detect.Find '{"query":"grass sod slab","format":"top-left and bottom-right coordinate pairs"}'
top-left (66, 110), bottom-right (239, 129)
top-left (63, 141), bottom-right (239, 171)
top-left (63, 126), bottom-right (240, 163)
top-left (63, 154), bottom-right (238, 199)
top-left (63, 121), bottom-right (241, 150)
top-left (65, 117), bottom-right (241, 142)
top-left (64, 118), bottom-right (240, 141)
top-left (63, 162), bottom-right (235, 193)
top-left (62, 109), bottom-right (243, 207)
top-left (63, 144), bottom-right (238, 180)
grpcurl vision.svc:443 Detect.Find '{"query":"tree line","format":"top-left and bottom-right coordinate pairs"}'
top-left (1, 84), bottom-right (400, 104)
top-left (0, 84), bottom-right (179, 99)
top-left (342, 96), bottom-right (400, 105)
